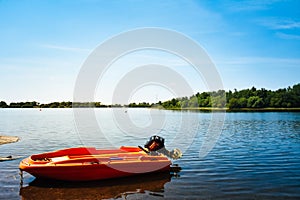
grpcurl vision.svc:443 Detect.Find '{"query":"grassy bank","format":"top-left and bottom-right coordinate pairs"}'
top-left (163, 107), bottom-right (300, 112)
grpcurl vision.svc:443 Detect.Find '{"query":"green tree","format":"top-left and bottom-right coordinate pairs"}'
top-left (0, 101), bottom-right (8, 108)
top-left (188, 96), bottom-right (198, 107)
top-left (181, 100), bottom-right (189, 108)
top-left (247, 96), bottom-right (264, 108)
top-left (95, 102), bottom-right (101, 107)
top-left (228, 98), bottom-right (239, 109)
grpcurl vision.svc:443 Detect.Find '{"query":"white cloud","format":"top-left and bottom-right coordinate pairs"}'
top-left (216, 56), bottom-right (300, 66)
top-left (276, 32), bottom-right (300, 40)
top-left (226, 0), bottom-right (281, 12)
top-left (257, 18), bottom-right (300, 30)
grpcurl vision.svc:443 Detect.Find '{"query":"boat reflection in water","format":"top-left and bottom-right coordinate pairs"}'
top-left (20, 171), bottom-right (175, 200)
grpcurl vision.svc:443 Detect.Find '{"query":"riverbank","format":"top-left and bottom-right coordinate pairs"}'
top-left (164, 107), bottom-right (300, 112)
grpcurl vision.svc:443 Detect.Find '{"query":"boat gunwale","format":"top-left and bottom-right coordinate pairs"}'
top-left (20, 146), bottom-right (171, 168)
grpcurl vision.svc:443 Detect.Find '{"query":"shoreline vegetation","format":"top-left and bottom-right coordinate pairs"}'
top-left (165, 107), bottom-right (300, 112)
top-left (0, 83), bottom-right (299, 112)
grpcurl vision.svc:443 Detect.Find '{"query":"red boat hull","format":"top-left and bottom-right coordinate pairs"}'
top-left (19, 146), bottom-right (171, 181)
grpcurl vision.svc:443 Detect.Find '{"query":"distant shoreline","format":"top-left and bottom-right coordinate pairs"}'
top-left (1, 83), bottom-right (299, 109)
top-left (162, 107), bottom-right (300, 112)
top-left (1, 107), bottom-right (300, 112)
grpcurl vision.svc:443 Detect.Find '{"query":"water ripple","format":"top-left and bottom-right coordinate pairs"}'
top-left (0, 109), bottom-right (300, 199)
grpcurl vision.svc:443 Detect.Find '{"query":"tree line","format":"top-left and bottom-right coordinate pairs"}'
top-left (1, 83), bottom-right (299, 109)
top-left (0, 101), bottom-right (152, 108)
top-left (160, 83), bottom-right (300, 109)
top-left (0, 101), bottom-right (107, 108)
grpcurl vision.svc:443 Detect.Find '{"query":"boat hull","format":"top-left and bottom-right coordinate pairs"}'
top-left (19, 146), bottom-right (171, 181)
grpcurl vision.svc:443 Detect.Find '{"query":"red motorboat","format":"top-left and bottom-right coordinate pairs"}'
top-left (19, 136), bottom-right (182, 181)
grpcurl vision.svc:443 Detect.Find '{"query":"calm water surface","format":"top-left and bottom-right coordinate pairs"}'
top-left (0, 108), bottom-right (299, 199)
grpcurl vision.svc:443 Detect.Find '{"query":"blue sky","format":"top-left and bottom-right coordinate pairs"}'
top-left (0, 0), bottom-right (299, 104)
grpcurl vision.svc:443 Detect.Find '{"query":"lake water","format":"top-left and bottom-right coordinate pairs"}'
top-left (0, 108), bottom-right (299, 199)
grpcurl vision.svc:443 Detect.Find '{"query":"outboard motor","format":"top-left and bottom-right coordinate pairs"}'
top-left (139, 135), bottom-right (182, 160)
top-left (144, 135), bottom-right (165, 151)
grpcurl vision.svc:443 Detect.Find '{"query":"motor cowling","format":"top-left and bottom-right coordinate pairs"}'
top-left (144, 135), bottom-right (165, 151)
